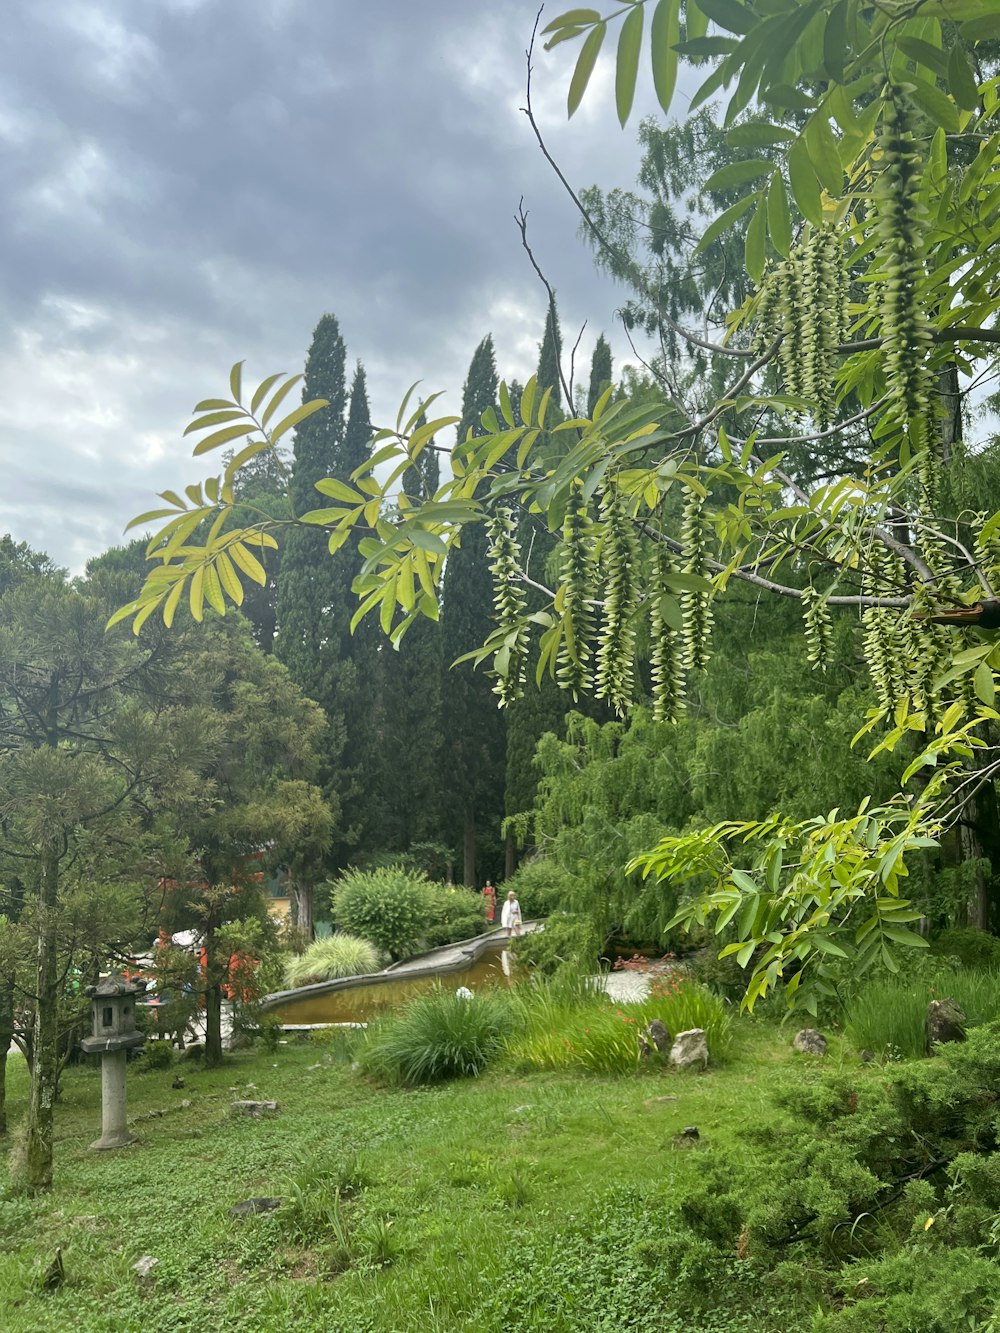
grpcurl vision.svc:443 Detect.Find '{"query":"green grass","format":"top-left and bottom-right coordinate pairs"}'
top-left (0, 1021), bottom-right (834, 1332)
top-left (844, 967), bottom-right (1000, 1060)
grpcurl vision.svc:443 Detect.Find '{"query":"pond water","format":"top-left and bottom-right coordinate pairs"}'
top-left (266, 946), bottom-right (512, 1026)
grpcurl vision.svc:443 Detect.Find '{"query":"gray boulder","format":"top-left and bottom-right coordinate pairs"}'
top-left (670, 1028), bottom-right (709, 1070)
top-left (792, 1028), bottom-right (828, 1056)
top-left (926, 998), bottom-right (966, 1052)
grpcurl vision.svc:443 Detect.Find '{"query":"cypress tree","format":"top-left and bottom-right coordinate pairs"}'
top-left (439, 336), bottom-right (506, 885)
top-left (276, 318), bottom-right (383, 878)
top-left (537, 301), bottom-right (564, 412)
top-left (587, 334), bottom-right (613, 416)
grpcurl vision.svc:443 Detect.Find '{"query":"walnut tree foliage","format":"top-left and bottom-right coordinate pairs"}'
top-left (114, 0), bottom-right (1000, 1012)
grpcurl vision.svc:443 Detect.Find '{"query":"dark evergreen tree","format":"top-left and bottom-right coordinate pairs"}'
top-left (274, 315), bottom-right (351, 889)
top-left (439, 337), bottom-right (506, 885)
top-left (537, 300), bottom-right (564, 413)
top-left (587, 334), bottom-right (613, 416)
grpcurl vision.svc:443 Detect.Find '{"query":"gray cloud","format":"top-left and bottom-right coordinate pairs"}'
top-left (0, 0), bottom-right (665, 569)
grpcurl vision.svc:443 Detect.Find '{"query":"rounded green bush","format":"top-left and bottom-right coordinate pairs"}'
top-left (330, 866), bottom-right (433, 961)
top-left (284, 932), bottom-right (381, 988)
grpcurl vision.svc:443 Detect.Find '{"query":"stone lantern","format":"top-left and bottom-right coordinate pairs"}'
top-left (80, 973), bottom-right (146, 1150)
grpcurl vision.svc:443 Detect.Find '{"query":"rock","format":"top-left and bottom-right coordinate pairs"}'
top-left (647, 1019), bottom-right (671, 1052)
top-left (512, 1105), bottom-right (533, 1114)
top-left (643, 1095), bottom-right (679, 1105)
top-left (670, 1028), bottom-right (709, 1071)
top-left (171, 1076), bottom-right (185, 1089)
top-left (228, 1197), bottom-right (282, 1219)
top-left (179, 1099), bottom-right (192, 1109)
top-left (680, 1125), bottom-right (700, 1138)
top-left (132, 1255), bottom-right (159, 1290)
top-left (231, 1099), bottom-right (280, 1117)
top-left (455, 987), bottom-right (474, 1001)
top-left (792, 1028), bottom-right (828, 1056)
top-left (671, 1125), bottom-right (702, 1148)
top-left (859, 1049), bottom-right (874, 1064)
top-left (927, 998), bottom-right (967, 1052)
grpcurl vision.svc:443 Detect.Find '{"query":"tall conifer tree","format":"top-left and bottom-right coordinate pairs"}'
top-left (439, 337), bottom-right (506, 884)
top-left (537, 301), bottom-right (564, 413)
top-left (587, 334), bottom-right (613, 416)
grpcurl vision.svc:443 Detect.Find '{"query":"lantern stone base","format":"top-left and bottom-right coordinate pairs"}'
top-left (80, 1037), bottom-right (145, 1152)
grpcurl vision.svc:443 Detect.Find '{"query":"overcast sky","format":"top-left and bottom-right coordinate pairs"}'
top-left (0, 0), bottom-right (679, 572)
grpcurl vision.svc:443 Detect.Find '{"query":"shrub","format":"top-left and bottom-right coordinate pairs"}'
top-left (284, 933), bottom-right (380, 988)
top-left (503, 856), bottom-right (576, 919)
top-left (358, 986), bottom-right (514, 1084)
top-left (510, 912), bottom-right (599, 977)
top-left (422, 883), bottom-right (486, 948)
top-left (930, 927), bottom-right (1000, 970)
top-left (134, 1039), bottom-right (174, 1072)
top-left (330, 866), bottom-right (432, 961)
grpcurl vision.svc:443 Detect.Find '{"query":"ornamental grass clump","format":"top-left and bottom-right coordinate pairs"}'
top-left (504, 972), bottom-right (645, 1075)
top-left (638, 975), bottom-right (734, 1062)
top-left (358, 986), bottom-right (514, 1085)
top-left (284, 933), bottom-right (380, 989)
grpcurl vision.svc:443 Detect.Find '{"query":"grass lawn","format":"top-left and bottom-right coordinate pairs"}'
top-left (0, 1023), bottom-right (866, 1332)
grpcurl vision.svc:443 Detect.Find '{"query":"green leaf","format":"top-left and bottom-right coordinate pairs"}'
top-left (974, 661), bottom-right (996, 707)
top-left (314, 477), bottom-right (364, 502)
top-left (704, 158), bottom-right (774, 191)
top-left (191, 423), bottom-right (258, 456)
top-left (726, 122), bottom-right (796, 147)
top-left (744, 196), bottom-right (766, 283)
top-left (662, 569), bottom-right (715, 593)
top-left (692, 0), bottom-right (754, 35)
top-left (960, 14), bottom-right (1000, 42)
top-left (269, 397), bottom-right (329, 443)
top-left (689, 60), bottom-right (730, 113)
top-left (568, 21), bottom-right (606, 117)
top-left (182, 409), bottom-right (246, 436)
top-left (804, 113), bottom-right (843, 196)
top-left (787, 134), bottom-right (823, 225)
top-left (250, 372), bottom-right (285, 416)
top-left (403, 527), bottom-right (449, 556)
top-left (880, 924), bottom-right (929, 948)
top-left (908, 76), bottom-right (960, 134)
top-left (650, 0), bottom-right (681, 115)
top-left (694, 192), bottom-right (757, 254)
top-left (674, 35), bottom-right (736, 56)
top-left (731, 868), bottom-right (757, 893)
top-left (896, 36), bottom-right (950, 79)
top-left (767, 171), bottom-right (792, 257)
top-left (229, 541), bottom-right (267, 586)
top-left (822, 0), bottom-right (848, 82)
top-left (229, 361), bottom-right (243, 404)
top-left (658, 594), bottom-right (684, 630)
top-left (542, 8), bottom-right (601, 33)
top-left (947, 41), bottom-right (980, 111)
top-left (615, 5), bottom-right (644, 126)
top-left (260, 373), bottom-right (303, 427)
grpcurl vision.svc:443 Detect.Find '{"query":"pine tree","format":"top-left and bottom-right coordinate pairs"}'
top-left (439, 337), bottom-right (506, 885)
top-left (587, 334), bottom-right (613, 416)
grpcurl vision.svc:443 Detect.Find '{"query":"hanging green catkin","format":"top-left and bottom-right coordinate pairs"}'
top-left (594, 487), bottom-right (639, 716)
top-left (680, 488), bottom-right (714, 674)
top-left (874, 90), bottom-right (935, 457)
top-left (801, 585), bottom-right (834, 671)
top-left (557, 484), bottom-right (596, 698)
top-left (650, 547), bottom-right (685, 722)
top-left (487, 509), bottom-right (528, 706)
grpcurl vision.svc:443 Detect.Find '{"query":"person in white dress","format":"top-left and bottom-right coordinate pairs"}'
top-left (500, 890), bottom-right (522, 938)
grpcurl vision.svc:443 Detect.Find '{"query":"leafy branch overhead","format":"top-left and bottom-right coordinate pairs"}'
top-left (114, 0), bottom-right (1000, 1005)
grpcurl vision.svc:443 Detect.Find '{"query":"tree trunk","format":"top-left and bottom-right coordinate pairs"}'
top-left (463, 816), bottom-right (476, 887)
top-left (292, 880), bottom-right (313, 939)
top-left (0, 978), bottom-right (14, 1137)
top-left (24, 845), bottom-right (60, 1191)
top-left (203, 925), bottom-right (224, 1069)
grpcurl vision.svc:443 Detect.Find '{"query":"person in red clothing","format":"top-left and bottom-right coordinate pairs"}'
top-left (482, 879), bottom-right (497, 924)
